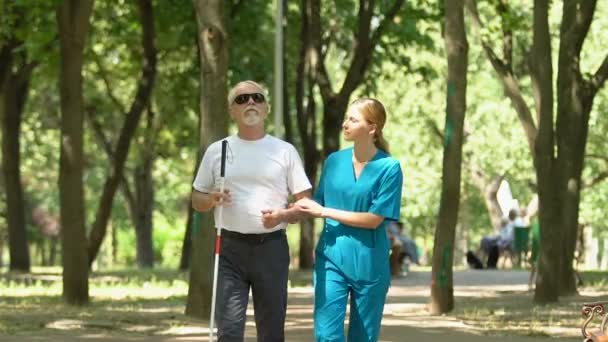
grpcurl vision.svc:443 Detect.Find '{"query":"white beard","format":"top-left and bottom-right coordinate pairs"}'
top-left (243, 111), bottom-right (262, 126)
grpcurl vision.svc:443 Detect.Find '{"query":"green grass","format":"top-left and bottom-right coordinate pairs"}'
top-left (0, 267), bottom-right (315, 337)
top-left (0, 268), bottom-right (191, 336)
top-left (1, 268), bottom-right (606, 339)
top-left (447, 271), bottom-right (608, 338)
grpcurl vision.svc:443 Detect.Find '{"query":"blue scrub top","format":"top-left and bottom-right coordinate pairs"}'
top-left (314, 147), bottom-right (403, 282)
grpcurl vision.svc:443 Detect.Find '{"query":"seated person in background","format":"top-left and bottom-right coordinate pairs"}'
top-left (480, 211), bottom-right (516, 268)
top-left (387, 221), bottom-right (419, 276)
top-left (497, 209), bottom-right (517, 251)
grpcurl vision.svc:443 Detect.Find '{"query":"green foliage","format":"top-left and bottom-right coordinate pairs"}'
top-left (227, 1), bottom-right (274, 87)
top-left (3, 0), bottom-right (608, 269)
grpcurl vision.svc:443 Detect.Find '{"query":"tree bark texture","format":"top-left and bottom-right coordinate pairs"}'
top-left (554, 0), bottom-right (603, 296)
top-left (295, 0), bottom-right (320, 270)
top-left (430, 0), bottom-right (468, 315)
top-left (1, 27), bottom-right (32, 272)
top-left (186, 0), bottom-right (229, 320)
top-left (530, 0), bottom-right (559, 303)
top-left (57, 0), bottom-right (95, 305)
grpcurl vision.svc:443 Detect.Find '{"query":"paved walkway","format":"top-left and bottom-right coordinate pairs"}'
top-left (1, 270), bottom-right (580, 341)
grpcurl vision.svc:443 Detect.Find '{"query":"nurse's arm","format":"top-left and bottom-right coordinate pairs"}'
top-left (282, 190), bottom-right (312, 223)
top-left (294, 198), bottom-right (384, 229)
top-left (320, 208), bottom-right (384, 229)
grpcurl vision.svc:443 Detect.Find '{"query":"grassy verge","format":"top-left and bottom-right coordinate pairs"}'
top-left (0, 268), bottom-right (605, 338)
top-left (448, 271), bottom-right (608, 337)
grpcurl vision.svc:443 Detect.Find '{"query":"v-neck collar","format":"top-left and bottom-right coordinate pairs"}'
top-left (351, 148), bottom-right (381, 183)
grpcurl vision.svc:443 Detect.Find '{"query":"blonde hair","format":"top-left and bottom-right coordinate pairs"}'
top-left (227, 80), bottom-right (269, 106)
top-left (350, 97), bottom-right (390, 153)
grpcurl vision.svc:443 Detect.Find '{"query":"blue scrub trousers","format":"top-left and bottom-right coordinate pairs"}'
top-left (314, 255), bottom-right (390, 342)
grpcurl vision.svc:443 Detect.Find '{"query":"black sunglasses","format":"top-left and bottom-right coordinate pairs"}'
top-left (234, 93), bottom-right (266, 105)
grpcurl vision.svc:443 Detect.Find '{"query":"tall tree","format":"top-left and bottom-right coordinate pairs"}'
top-left (56, 0), bottom-right (95, 304)
top-left (293, 0), bottom-right (407, 268)
top-left (529, 0), bottom-right (560, 302)
top-left (310, 0), bottom-right (406, 157)
top-left (294, 0), bottom-right (320, 269)
top-left (88, 103), bottom-right (159, 268)
top-left (86, 0), bottom-right (157, 268)
top-left (430, 0), bottom-right (468, 315)
top-left (131, 105), bottom-right (158, 267)
top-left (186, 0), bottom-right (229, 319)
top-left (551, 0), bottom-right (608, 296)
top-left (467, 0), bottom-right (608, 301)
top-left (0, 7), bottom-right (33, 272)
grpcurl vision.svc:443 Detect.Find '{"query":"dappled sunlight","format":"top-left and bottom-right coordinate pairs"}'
top-left (159, 326), bottom-right (208, 335)
top-left (90, 283), bottom-right (188, 300)
top-left (0, 268), bottom-right (592, 340)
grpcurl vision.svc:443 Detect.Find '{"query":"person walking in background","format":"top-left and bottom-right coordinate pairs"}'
top-left (294, 98), bottom-right (403, 341)
top-left (192, 80), bottom-right (312, 341)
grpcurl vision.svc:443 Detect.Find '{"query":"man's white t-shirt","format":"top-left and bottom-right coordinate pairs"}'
top-left (193, 134), bottom-right (312, 234)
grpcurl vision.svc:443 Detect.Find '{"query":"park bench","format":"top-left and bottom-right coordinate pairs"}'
top-left (582, 302), bottom-right (608, 342)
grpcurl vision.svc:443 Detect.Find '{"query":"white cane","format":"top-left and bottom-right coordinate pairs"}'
top-left (210, 140), bottom-right (228, 342)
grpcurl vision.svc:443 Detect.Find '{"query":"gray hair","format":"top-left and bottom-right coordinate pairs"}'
top-left (227, 80), bottom-right (269, 106)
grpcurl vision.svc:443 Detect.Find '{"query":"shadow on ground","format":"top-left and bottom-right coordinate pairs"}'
top-left (0, 269), bottom-right (593, 341)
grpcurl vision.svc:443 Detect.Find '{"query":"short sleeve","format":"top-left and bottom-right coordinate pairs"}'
top-left (286, 144), bottom-right (312, 195)
top-left (192, 145), bottom-right (216, 193)
top-left (368, 162), bottom-right (403, 221)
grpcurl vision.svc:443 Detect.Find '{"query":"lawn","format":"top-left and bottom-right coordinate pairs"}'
top-left (0, 267), bottom-right (605, 340)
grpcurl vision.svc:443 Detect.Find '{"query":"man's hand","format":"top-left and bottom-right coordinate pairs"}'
top-left (261, 208), bottom-right (285, 229)
top-left (209, 189), bottom-right (232, 207)
top-left (192, 189), bottom-right (231, 212)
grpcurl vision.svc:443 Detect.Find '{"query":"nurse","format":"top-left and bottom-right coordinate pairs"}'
top-left (295, 98), bottom-right (403, 341)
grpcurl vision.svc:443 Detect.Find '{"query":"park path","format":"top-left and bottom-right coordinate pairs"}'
top-left (1, 270), bottom-right (580, 341)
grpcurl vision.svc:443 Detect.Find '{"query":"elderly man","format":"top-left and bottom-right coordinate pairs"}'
top-left (192, 80), bottom-right (311, 341)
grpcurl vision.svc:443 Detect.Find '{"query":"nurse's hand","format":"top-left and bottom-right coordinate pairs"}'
top-left (294, 198), bottom-right (324, 218)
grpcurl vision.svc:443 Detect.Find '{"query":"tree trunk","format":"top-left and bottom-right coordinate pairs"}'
top-left (1, 39), bottom-right (31, 272)
top-left (186, 0), bottom-right (229, 320)
top-left (298, 218), bottom-right (315, 268)
top-left (321, 98), bottom-right (349, 157)
top-left (430, 0), bottom-right (468, 315)
top-left (133, 105), bottom-right (157, 268)
top-left (49, 237), bottom-right (58, 266)
top-left (179, 206), bottom-right (194, 270)
top-left (134, 162), bottom-right (154, 267)
top-left (56, 0), bottom-right (95, 305)
top-left (554, 0), bottom-right (601, 296)
top-left (180, 160), bottom-right (199, 270)
top-left (280, 0), bottom-right (293, 144)
top-left (295, 0), bottom-right (320, 270)
top-left (87, 0), bottom-right (157, 267)
top-left (529, 0), bottom-right (560, 303)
